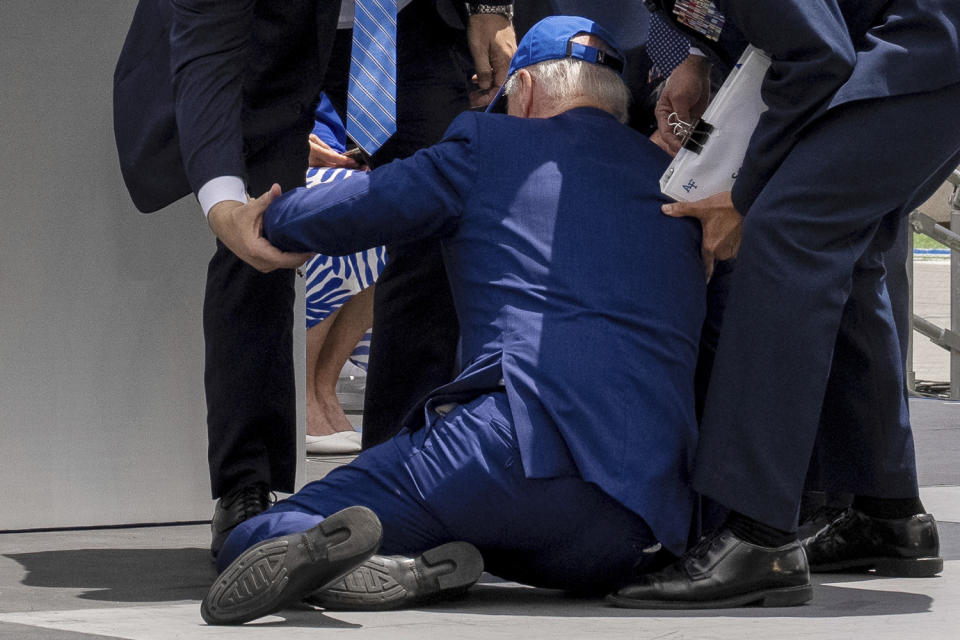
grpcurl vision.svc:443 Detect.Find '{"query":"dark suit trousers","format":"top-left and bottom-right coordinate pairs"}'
top-left (692, 81), bottom-right (960, 531)
top-left (361, 0), bottom-right (475, 447)
top-left (204, 128), bottom-right (315, 498)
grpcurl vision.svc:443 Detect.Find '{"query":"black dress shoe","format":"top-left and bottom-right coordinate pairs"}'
top-left (606, 528), bottom-right (811, 609)
top-left (211, 482), bottom-right (274, 561)
top-left (802, 508), bottom-right (942, 577)
top-left (798, 504), bottom-right (849, 540)
top-left (201, 505), bottom-right (383, 625)
top-left (306, 541), bottom-right (484, 611)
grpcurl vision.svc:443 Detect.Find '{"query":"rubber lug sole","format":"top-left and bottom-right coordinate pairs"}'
top-left (308, 541), bottom-right (484, 611)
top-left (201, 505), bottom-right (382, 625)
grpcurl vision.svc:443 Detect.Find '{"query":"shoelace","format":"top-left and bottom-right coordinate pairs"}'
top-left (685, 529), bottom-right (728, 560)
top-left (808, 509), bottom-right (862, 553)
top-left (804, 505), bottom-right (848, 528)
top-left (226, 484), bottom-right (274, 520)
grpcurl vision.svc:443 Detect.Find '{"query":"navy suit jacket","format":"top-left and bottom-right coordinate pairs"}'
top-left (649, 0), bottom-right (960, 213)
top-left (264, 108), bottom-right (707, 554)
top-left (112, 0), bottom-right (511, 213)
top-left (114, 0), bottom-right (339, 212)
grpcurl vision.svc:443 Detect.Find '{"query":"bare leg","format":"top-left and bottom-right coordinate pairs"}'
top-left (306, 309), bottom-right (345, 437)
top-left (307, 286), bottom-right (375, 437)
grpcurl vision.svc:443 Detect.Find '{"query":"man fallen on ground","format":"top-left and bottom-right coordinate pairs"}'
top-left (200, 16), bottom-right (706, 625)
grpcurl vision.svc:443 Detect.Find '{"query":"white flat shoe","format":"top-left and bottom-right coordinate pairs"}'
top-left (305, 431), bottom-right (362, 455)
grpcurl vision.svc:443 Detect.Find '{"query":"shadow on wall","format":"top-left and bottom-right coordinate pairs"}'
top-left (5, 548), bottom-right (216, 603)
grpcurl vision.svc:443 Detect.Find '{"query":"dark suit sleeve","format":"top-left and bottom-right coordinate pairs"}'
top-left (720, 0), bottom-right (856, 213)
top-left (169, 0), bottom-right (254, 193)
top-left (263, 113), bottom-right (482, 255)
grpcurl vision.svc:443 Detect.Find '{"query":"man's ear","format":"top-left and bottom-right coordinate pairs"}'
top-left (509, 68), bottom-right (535, 118)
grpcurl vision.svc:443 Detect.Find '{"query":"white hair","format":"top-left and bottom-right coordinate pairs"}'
top-left (503, 56), bottom-right (631, 123)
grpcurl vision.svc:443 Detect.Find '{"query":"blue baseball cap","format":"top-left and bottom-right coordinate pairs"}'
top-left (486, 15), bottom-right (626, 113)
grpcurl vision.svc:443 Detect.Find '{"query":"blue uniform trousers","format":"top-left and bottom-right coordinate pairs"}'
top-left (694, 81), bottom-right (960, 531)
top-left (219, 392), bottom-right (658, 591)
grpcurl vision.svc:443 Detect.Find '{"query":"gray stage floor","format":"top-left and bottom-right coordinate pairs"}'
top-left (1, 409), bottom-right (957, 639)
top-left (1, 259), bottom-right (957, 639)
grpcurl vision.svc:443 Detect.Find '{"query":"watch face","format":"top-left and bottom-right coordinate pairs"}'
top-left (673, 0), bottom-right (725, 41)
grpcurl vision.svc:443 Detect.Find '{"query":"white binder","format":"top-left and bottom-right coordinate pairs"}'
top-left (660, 46), bottom-right (772, 202)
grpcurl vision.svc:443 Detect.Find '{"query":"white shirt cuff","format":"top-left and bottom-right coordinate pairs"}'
top-left (197, 176), bottom-right (248, 217)
top-left (689, 47), bottom-right (706, 57)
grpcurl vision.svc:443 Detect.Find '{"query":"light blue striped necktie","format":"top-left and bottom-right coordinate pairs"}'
top-left (347, 0), bottom-right (398, 156)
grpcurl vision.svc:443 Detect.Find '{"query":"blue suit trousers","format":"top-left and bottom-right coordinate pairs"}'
top-left (219, 393), bottom-right (658, 591)
top-left (694, 81), bottom-right (960, 530)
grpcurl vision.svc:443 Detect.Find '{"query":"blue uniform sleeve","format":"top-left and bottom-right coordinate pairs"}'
top-left (169, 0), bottom-right (254, 193)
top-left (718, 0), bottom-right (856, 213)
top-left (263, 113), bottom-right (481, 255)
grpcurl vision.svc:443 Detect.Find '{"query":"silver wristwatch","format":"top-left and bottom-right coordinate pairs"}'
top-left (465, 3), bottom-right (514, 21)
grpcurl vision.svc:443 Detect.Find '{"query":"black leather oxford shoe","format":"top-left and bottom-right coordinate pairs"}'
top-left (210, 482), bottom-right (274, 561)
top-left (306, 541), bottom-right (484, 611)
top-left (606, 528), bottom-right (811, 609)
top-left (798, 504), bottom-right (849, 540)
top-left (202, 505), bottom-right (383, 625)
top-left (802, 508), bottom-right (942, 577)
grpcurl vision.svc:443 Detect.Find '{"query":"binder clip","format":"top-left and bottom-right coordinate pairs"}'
top-left (667, 112), bottom-right (714, 155)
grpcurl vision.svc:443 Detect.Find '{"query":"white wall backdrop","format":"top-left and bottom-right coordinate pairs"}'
top-left (0, 2), bottom-right (305, 530)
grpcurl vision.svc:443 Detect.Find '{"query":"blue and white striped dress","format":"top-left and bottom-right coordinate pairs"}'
top-left (303, 167), bottom-right (387, 369)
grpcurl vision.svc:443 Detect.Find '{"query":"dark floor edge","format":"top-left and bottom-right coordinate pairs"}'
top-left (0, 521), bottom-right (208, 535)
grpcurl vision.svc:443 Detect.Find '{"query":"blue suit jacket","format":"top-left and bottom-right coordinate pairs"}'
top-left (649, 1), bottom-right (960, 212)
top-left (264, 108), bottom-right (707, 554)
top-left (724, 0), bottom-right (960, 212)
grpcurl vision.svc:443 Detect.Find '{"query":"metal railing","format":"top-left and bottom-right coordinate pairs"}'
top-left (908, 169), bottom-right (960, 399)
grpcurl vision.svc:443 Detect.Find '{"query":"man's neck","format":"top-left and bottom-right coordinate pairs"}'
top-left (531, 97), bottom-right (612, 119)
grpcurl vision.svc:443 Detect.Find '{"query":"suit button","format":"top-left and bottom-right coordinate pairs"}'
top-left (292, 102), bottom-right (303, 114)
